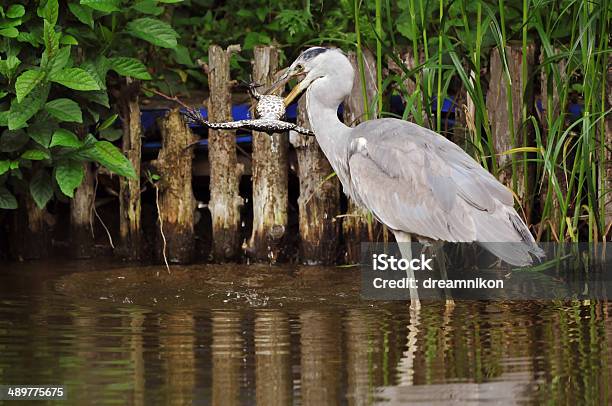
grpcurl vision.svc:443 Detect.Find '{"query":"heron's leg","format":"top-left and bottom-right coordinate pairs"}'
top-left (394, 232), bottom-right (422, 387)
top-left (396, 303), bottom-right (421, 386)
top-left (433, 242), bottom-right (455, 307)
top-left (395, 232), bottom-right (420, 309)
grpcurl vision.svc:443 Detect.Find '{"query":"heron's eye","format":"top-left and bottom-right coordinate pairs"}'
top-left (295, 64), bottom-right (304, 72)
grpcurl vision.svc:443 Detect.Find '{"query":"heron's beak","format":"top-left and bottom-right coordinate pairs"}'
top-left (283, 81), bottom-right (305, 107)
top-left (268, 67), bottom-right (307, 107)
top-left (268, 68), bottom-right (295, 94)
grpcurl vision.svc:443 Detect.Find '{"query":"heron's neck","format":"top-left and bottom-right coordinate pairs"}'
top-left (305, 78), bottom-right (351, 170)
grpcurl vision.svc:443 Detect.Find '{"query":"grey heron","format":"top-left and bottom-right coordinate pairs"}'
top-left (273, 47), bottom-right (544, 305)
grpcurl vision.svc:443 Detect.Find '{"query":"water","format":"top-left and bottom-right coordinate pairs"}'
top-left (0, 260), bottom-right (610, 405)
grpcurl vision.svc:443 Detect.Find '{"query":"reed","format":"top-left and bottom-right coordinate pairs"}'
top-left (352, 0), bottom-right (610, 242)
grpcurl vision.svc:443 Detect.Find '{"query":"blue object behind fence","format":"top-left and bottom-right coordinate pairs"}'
top-left (142, 98), bottom-right (584, 151)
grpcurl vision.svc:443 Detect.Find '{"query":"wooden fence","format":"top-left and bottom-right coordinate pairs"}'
top-left (3, 44), bottom-right (610, 262)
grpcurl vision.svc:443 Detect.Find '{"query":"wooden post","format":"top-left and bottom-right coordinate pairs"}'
top-left (452, 85), bottom-right (470, 150)
top-left (118, 78), bottom-right (142, 260)
top-left (387, 48), bottom-right (429, 127)
top-left (293, 97), bottom-right (340, 264)
top-left (248, 46), bottom-right (288, 262)
top-left (387, 49), bottom-right (418, 111)
top-left (342, 51), bottom-right (378, 264)
top-left (154, 109), bottom-right (197, 263)
top-left (70, 162), bottom-right (95, 258)
top-left (486, 45), bottom-right (535, 217)
top-left (207, 44), bottom-right (243, 261)
top-left (11, 194), bottom-right (52, 259)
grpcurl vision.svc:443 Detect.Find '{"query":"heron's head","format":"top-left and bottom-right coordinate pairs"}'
top-left (271, 47), bottom-right (354, 106)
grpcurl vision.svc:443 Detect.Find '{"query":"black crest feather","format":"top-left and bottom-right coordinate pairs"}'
top-left (300, 47), bottom-right (328, 61)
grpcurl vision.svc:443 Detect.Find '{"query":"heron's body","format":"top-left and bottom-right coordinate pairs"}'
top-left (280, 47), bottom-right (543, 267)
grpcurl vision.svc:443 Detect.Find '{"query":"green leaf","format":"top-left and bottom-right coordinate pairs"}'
top-left (49, 46), bottom-right (71, 77)
top-left (236, 10), bottom-right (253, 18)
top-left (0, 160), bottom-right (10, 175)
top-left (98, 114), bottom-right (118, 130)
top-left (243, 31), bottom-right (270, 50)
top-left (27, 113), bottom-right (56, 147)
top-left (30, 169), bottom-right (54, 208)
top-left (109, 57), bottom-right (152, 80)
top-left (0, 111), bottom-right (9, 127)
top-left (0, 55), bottom-right (21, 79)
top-left (60, 34), bottom-right (78, 45)
top-left (0, 187), bottom-right (18, 209)
top-left (87, 108), bottom-right (99, 123)
top-left (45, 98), bottom-right (83, 123)
top-left (15, 70), bottom-right (45, 103)
top-left (80, 0), bottom-right (120, 12)
top-left (50, 128), bottom-right (82, 148)
top-left (158, 0), bottom-right (183, 3)
top-left (0, 27), bottom-right (19, 38)
top-left (50, 67), bottom-right (100, 91)
top-left (99, 128), bottom-right (122, 141)
top-left (68, 3), bottom-right (94, 28)
top-left (126, 18), bottom-right (178, 48)
top-left (81, 58), bottom-right (108, 90)
top-left (132, 0), bottom-right (163, 15)
top-left (55, 160), bottom-right (84, 197)
top-left (0, 16), bottom-right (23, 28)
top-left (7, 4), bottom-right (26, 18)
top-left (84, 141), bottom-right (136, 179)
top-left (17, 31), bottom-right (42, 46)
top-left (173, 45), bottom-right (194, 66)
top-left (21, 149), bottom-right (50, 160)
top-left (254, 7), bottom-right (267, 21)
top-left (396, 20), bottom-right (417, 41)
top-left (83, 90), bottom-right (110, 108)
top-left (38, 0), bottom-right (59, 25)
top-left (9, 83), bottom-right (49, 130)
top-left (0, 129), bottom-right (29, 152)
top-left (42, 20), bottom-right (59, 63)
top-left (0, 91), bottom-right (7, 100)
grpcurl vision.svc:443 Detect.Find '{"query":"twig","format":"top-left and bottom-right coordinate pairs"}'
top-left (93, 171), bottom-right (114, 248)
top-left (94, 206), bottom-right (115, 249)
top-left (143, 87), bottom-right (206, 126)
top-left (155, 185), bottom-right (171, 275)
top-left (144, 87), bottom-right (193, 111)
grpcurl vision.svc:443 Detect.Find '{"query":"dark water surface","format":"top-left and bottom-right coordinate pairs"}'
top-left (0, 260), bottom-right (610, 405)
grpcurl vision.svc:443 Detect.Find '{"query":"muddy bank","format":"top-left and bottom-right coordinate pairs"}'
top-left (55, 263), bottom-right (376, 311)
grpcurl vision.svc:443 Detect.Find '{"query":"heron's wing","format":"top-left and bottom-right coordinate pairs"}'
top-left (355, 119), bottom-right (513, 207)
top-left (347, 119), bottom-right (543, 263)
top-left (347, 122), bottom-right (477, 241)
